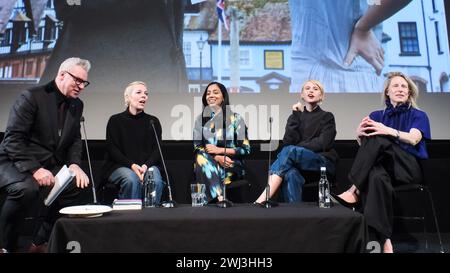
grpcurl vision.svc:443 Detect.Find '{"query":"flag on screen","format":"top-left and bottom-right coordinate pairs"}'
top-left (216, 0), bottom-right (229, 31)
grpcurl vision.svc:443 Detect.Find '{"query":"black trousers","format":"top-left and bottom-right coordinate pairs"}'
top-left (0, 167), bottom-right (82, 252)
top-left (349, 136), bottom-right (422, 241)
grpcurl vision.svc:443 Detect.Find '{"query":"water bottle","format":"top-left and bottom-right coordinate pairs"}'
top-left (318, 167), bottom-right (331, 208)
top-left (143, 167), bottom-right (156, 207)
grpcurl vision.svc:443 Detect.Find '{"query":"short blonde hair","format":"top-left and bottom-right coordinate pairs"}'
top-left (124, 81), bottom-right (147, 107)
top-left (58, 57), bottom-right (91, 74)
top-left (382, 72), bottom-right (419, 108)
top-left (301, 80), bottom-right (325, 102)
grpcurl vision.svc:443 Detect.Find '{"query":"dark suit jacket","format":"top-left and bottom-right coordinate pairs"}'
top-left (0, 81), bottom-right (83, 188)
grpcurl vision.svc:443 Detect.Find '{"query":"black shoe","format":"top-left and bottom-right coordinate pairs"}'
top-left (329, 193), bottom-right (359, 209)
top-left (253, 200), bottom-right (278, 208)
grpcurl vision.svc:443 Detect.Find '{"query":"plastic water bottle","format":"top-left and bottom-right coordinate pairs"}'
top-left (318, 167), bottom-right (331, 208)
top-left (143, 167), bottom-right (156, 207)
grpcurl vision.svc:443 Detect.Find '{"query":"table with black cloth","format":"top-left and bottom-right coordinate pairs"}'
top-left (48, 203), bottom-right (367, 253)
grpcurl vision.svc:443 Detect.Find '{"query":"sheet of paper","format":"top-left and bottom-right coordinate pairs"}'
top-left (44, 165), bottom-right (75, 206)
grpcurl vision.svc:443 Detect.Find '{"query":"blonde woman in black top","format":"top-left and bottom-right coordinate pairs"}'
top-left (255, 80), bottom-right (338, 204)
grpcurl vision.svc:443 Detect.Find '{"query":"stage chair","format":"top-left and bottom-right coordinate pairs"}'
top-left (226, 178), bottom-right (251, 203)
top-left (300, 169), bottom-right (336, 202)
top-left (98, 182), bottom-right (119, 205)
top-left (393, 160), bottom-right (445, 253)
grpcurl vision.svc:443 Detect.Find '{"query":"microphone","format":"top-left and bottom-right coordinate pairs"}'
top-left (258, 116), bottom-right (278, 208)
top-left (150, 119), bottom-right (176, 208)
top-left (216, 110), bottom-right (233, 208)
top-left (80, 116), bottom-right (97, 204)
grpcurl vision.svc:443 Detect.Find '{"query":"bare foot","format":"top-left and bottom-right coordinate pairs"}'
top-left (383, 239), bottom-right (393, 253)
top-left (338, 191), bottom-right (358, 203)
top-left (255, 197), bottom-right (264, 204)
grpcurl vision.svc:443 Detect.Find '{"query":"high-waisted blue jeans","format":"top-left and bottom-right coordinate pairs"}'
top-left (270, 145), bottom-right (333, 203)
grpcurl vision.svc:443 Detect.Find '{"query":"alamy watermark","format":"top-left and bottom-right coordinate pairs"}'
top-left (66, 241), bottom-right (81, 253)
top-left (367, 0), bottom-right (381, 6)
top-left (170, 97), bottom-right (280, 151)
top-left (366, 241), bottom-right (381, 253)
top-left (66, 0), bottom-right (81, 6)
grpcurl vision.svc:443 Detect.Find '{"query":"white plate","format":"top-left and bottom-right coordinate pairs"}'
top-left (59, 205), bottom-right (112, 218)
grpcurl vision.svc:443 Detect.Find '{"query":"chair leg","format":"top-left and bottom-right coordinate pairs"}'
top-left (425, 187), bottom-right (445, 253)
top-left (419, 188), bottom-right (428, 251)
top-left (423, 211), bottom-right (428, 251)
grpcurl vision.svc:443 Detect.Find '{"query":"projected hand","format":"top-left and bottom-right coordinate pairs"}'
top-left (344, 26), bottom-right (384, 75)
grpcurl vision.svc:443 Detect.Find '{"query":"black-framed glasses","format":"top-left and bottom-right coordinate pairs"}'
top-left (64, 71), bottom-right (90, 87)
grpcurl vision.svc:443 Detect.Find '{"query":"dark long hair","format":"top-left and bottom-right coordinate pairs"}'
top-left (201, 81), bottom-right (230, 108)
top-left (201, 82), bottom-right (234, 143)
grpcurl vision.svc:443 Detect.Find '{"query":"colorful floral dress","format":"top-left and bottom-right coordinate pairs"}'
top-left (193, 111), bottom-right (250, 201)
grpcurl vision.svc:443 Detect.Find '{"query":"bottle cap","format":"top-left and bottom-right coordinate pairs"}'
top-left (320, 167), bottom-right (326, 171)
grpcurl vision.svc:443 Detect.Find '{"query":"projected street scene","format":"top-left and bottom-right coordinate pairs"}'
top-left (1, 0), bottom-right (449, 93)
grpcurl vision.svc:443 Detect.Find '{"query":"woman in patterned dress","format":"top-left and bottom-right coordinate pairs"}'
top-left (193, 82), bottom-right (250, 203)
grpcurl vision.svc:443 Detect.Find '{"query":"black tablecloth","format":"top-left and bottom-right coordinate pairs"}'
top-left (48, 203), bottom-right (367, 253)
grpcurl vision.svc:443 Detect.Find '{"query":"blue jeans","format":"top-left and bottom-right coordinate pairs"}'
top-left (108, 166), bottom-right (164, 204)
top-left (270, 145), bottom-right (333, 203)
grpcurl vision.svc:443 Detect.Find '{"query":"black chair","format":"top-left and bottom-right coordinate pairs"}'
top-left (98, 182), bottom-right (119, 205)
top-left (393, 160), bottom-right (445, 253)
top-left (298, 169), bottom-right (336, 202)
top-left (226, 178), bottom-right (251, 203)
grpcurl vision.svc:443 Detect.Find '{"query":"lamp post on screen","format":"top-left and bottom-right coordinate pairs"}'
top-left (196, 35), bottom-right (206, 92)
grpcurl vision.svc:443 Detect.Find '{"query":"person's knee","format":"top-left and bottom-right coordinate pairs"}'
top-left (123, 175), bottom-right (141, 187)
top-left (149, 166), bottom-right (162, 177)
top-left (110, 167), bottom-right (140, 183)
top-left (365, 135), bottom-right (392, 146)
top-left (7, 181), bottom-right (39, 204)
top-left (369, 169), bottom-right (389, 183)
top-left (281, 145), bottom-right (296, 155)
top-left (286, 145), bottom-right (307, 159)
top-left (23, 185), bottom-right (39, 203)
top-left (155, 178), bottom-right (164, 189)
top-left (277, 146), bottom-right (297, 163)
top-left (114, 171), bottom-right (140, 189)
top-left (148, 166), bottom-right (164, 186)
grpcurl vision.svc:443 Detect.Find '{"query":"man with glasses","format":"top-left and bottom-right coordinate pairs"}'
top-left (0, 57), bottom-right (91, 253)
top-left (64, 71), bottom-right (90, 88)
